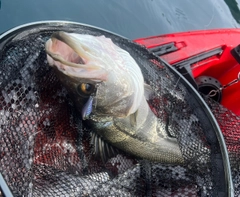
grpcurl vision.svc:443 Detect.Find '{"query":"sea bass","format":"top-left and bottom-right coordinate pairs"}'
top-left (45, 31), bottom-right (184, 164)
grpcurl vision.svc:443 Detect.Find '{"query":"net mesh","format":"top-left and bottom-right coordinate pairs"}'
top-left (204, 97), bottom-right (240, 197)
top-left (0, 22), bottom-right (234, 196)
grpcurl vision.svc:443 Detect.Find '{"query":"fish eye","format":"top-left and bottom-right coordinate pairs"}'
top-left (77, 83), bottom-right (95, 96)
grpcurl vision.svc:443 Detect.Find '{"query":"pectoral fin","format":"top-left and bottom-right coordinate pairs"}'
top-left (130, 111), bottom-right (138, 127)
top-left (82, 96), bottom-right (94, 120)
top-left (144, 83), bottom-right (154, 100)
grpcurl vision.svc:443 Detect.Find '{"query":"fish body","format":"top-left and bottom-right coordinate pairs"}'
top-left (45, 31), bottom-right (184, 164)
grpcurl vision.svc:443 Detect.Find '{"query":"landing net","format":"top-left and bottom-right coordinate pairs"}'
top-left (0, 22), bottom-right (234, 196)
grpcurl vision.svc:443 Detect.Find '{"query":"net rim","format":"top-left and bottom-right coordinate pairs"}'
top-left (0, 20), bottom-right (127, 40)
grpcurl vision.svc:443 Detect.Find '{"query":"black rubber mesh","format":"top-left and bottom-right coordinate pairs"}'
top-left (204, 97), bottom-right (240, 197)
top-left (0, 23), bottom-right (232, 196)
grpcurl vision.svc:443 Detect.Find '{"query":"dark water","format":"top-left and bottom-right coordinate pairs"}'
top-left (0, 0), bottom-right (240, 39)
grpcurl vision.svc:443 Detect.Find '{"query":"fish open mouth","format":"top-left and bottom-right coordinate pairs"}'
top-left (45, 31), bottom-right (85, 68)
top-left (45, 32), bottom-right (108, 81)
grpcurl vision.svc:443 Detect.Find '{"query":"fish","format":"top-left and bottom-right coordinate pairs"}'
top-left (45, 31), bottom-right (184, 164)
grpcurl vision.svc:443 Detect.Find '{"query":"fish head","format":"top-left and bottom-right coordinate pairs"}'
top-left (45, 31), bottom-right (144, 119)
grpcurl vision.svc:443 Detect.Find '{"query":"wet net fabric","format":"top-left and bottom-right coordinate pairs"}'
top-left (0, 23), bottom-right (233, 196)
top-left (204, 97), bottom-right (240, 197)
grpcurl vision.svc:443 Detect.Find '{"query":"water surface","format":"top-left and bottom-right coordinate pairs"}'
top-left (0, 0), bottom-right (240, 39)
